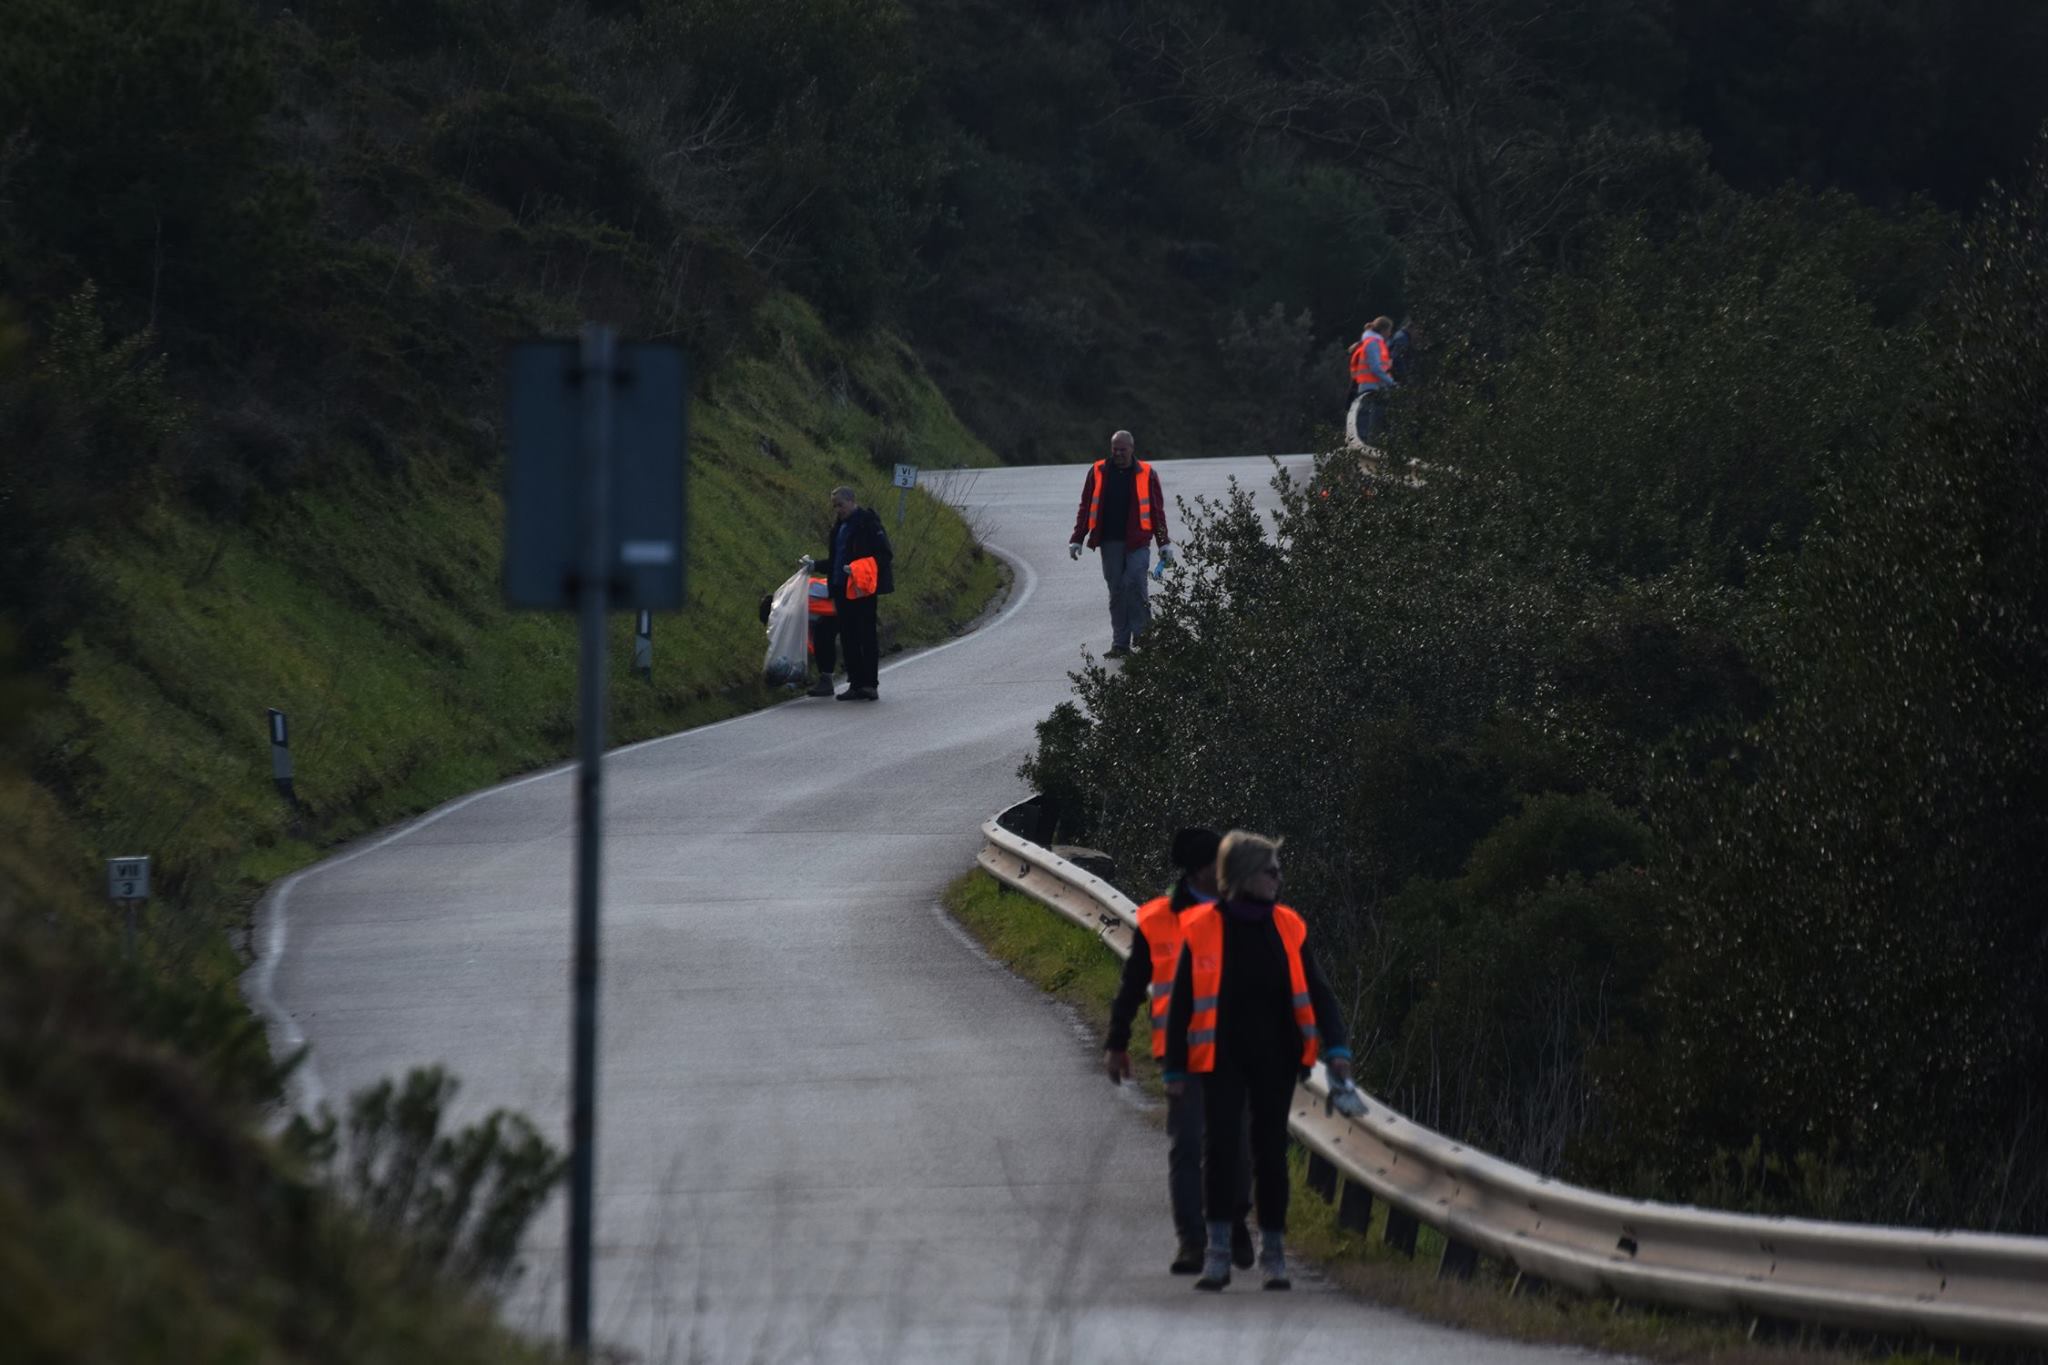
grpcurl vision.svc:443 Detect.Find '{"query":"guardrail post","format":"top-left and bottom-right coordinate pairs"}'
top-left (268, 708), bottom-right (296, 803)
top-left (1306, 1151), bottom-right (1338, 1203)
top-left (632, 609), bottom-right (653, 680)
top-left (1337, 1179), bottom-right (1374, 1234)
top-left (1384, 1205), bottom-right (1419, 1257)
top-left (1438, 1237), bottom-right (1479, 1281)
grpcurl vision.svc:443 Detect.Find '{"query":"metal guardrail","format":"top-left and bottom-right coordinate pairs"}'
top-left (976, 801), bottom-right (2048, 1348)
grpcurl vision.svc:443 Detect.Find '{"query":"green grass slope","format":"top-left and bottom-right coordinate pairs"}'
top-left (37, 289), bottom-right (1000, 914)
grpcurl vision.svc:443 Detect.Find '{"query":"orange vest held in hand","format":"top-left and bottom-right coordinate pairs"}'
top-left (1180, 902), bottom-right (1320, 1074)
top-left (1086, 460), bottom-right (1155, 539)
top-left (845, 556), bottom-right (879, 600)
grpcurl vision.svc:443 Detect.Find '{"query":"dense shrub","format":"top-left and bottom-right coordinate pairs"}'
top-left (1624, 149), bottom-right (2048, 1230)
top-left (0, 0), bottom-right (303, 328)
top-left (429, 84), bottom-right (668, 232)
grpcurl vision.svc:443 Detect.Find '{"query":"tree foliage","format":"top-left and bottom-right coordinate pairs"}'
top-left (1626, 148), bottom-right (2048, 1225)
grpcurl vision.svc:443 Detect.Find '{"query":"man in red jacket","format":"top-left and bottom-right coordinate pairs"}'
top-left (1067, 430), bottom-right (1174, 658)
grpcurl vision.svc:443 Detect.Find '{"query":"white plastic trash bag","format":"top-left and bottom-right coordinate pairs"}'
top-left (763, 561), bottom-right (813, 686)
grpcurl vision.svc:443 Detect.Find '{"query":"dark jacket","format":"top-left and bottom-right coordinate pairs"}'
top-left (1069, 460), bottom-right (1172, 551)
top-left (1104, 877), bottom-right (1209, 1054)
top-left (1163, 897), bottom-right (1349, 1082)
top-left (829, 506), bottom-right (894, 598)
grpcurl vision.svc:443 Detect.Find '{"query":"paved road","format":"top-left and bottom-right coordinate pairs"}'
top-left (251, 457), bottom-right (1596, 1364)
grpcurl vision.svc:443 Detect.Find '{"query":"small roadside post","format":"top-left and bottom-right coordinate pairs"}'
top-left (268, 708), bottom-right (295, 803)
top-left (505, 326), bottom-right (687, 1357)
top-left (107, 855), bottom-right (150, 955)
top-left (633, 610), bottom-right (653, 681)
top-left (892, 461), bottom-right (919, 528)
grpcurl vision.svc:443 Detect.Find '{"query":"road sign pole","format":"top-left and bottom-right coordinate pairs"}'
top-left (107, 856), bottom-right (151, 958)
top-left (567, 323), bottom-right (615, 1355)
top-left (892, 462), bottom-right (919, 527)
top-left (505, 329), bottom-right (684, 1357)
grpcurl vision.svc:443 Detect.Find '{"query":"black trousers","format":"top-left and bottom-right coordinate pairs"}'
top-left (1169, 1076), bottom-right (1252, 1245)
top-left (1201, 1051), bottom-right (1297, 1231)
top-left (810, 616), bottom-right (838, 676)
top-left (835, 594), bottom-right (879, 689)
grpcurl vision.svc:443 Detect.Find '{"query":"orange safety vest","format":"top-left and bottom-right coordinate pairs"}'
top-left (1134, 894), bottom-right (1196, 1060)
top-left (1349, 332), bottom-right (1391, 391)
top-left (1086, 460), bottom-right (1155, 539)
top-left (845, 556), bottom-right (879, 600)
top-left (1179, 902), bottom-right (1320, 1074)
top-left (807, 576), bottom-right (835, 618)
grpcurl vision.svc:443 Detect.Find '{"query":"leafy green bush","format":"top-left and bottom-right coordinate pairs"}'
top-left (0, 0), bottom-right (301, 328)
top-left (1627, 146), bottom-right (2048, 1231)
top-left (288, 1067), bottom-right (565, 1289)
top-left (1402, 190), bottom-right (1932, 582)
top-left (0, 286), bottom-right (185, 663)
top-left (1371, 794), bottom-right (1661, 1169)
top-left (430, 84), bottom-right (668, 233)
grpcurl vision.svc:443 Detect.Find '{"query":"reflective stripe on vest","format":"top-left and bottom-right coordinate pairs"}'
top-left (1350, 333), bottom-right (1390, 390)
top-left (807, 576), bottom-right (836, 617)
top-left (1179, 903), bottom-right (1320, 1074)
top-left (1135, 894), bottom-right (1186, 1060)
top-left (846, 556), bottom-right (879, 599)
top-left (1085, 460), bottom-right (1155, 538)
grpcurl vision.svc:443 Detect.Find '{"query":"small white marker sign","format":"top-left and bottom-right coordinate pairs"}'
top-left (108, 856), bottom-right (151, 902)
top-left (892, 463), bottom-right (919, 490)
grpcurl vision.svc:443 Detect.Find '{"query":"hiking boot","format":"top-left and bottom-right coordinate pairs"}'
top-left (1169, 1240), bottom-right (1205, 1275)
top-left (1231, 1219), bottom-right (1255, 1270)
top-left (1104, 644), bottom-right (1130, 659)
top-left (1259, 1233), bottom-right (1291, 1291)
top-left (1194, 1245), bottom-right (1232, 1291)
top-left (806, 677), bottom-right (836, 697)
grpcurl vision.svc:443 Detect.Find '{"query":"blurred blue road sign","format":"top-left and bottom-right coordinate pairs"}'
top-left (505, 342), bottom-right (688, 610)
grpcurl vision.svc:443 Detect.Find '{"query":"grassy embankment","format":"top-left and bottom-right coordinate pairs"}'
top-left (50, 290), bottom-right (1001, 915)
top-left (941, 869), bottom-right (1963, 1365)
top-left (0, 293), bottom-right (1002, 1365)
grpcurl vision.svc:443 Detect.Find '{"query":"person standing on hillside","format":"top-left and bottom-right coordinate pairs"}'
top-left (1102, 827), bottom-right (1255, 1276)
top-left (1164, 830), bottom-right (1352, 1292)
top-left (1067, 430), bottom-right (1174, 658)
top-left (827, 485), bottom-right (893, 701)
top-left (1346, 316), bottom-right (1396, 449)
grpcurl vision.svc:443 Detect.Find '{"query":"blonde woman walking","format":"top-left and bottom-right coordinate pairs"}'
top-left (1164, 831), bottom-right (1352, 1290)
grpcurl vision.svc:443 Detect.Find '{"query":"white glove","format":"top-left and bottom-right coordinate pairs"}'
top-left (1068, 543), bottom-right (1083, 561)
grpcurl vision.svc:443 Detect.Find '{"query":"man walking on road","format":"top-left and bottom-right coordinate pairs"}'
top-left (828, 485), bottom-right (893, 701)
top-left (1068, 430), bottom-right (1174, 658)
top-left (1103, 826), bottom-right (1255, 1275)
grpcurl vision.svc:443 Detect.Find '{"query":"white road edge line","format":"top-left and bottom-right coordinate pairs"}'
top-left (247, 538), bottom-right (1038, 1117)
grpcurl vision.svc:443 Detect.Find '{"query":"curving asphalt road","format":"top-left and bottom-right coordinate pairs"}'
top-left (251, 456), bottom-right (1599, 1364)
